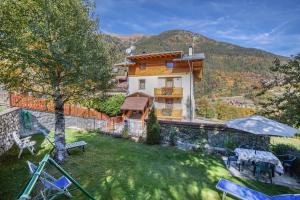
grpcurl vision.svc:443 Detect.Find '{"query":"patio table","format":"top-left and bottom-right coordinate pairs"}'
top-left (234, 148), bottom-right (284, 174)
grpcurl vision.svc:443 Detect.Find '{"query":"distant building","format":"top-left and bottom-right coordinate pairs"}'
top-left (116, 48), bottom-right (204, 121)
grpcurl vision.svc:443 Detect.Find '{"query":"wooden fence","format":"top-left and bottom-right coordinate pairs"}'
top-left (10, 93), bottom-right (113, 122)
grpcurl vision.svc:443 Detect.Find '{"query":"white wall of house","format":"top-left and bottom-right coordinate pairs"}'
top-left (128, 76), bottom-right (157, 96)
top-left (128, 73), bottom-right (195, 120)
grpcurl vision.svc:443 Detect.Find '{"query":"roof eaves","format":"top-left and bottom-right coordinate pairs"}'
top-left (173, 53), bottom-right (205, 61)
top-left (127, 51), bottom-right (183, 59)
top-left (114, 60), bottom-right (136, 66)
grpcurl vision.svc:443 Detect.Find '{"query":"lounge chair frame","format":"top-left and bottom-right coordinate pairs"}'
top-left (216, 178), bottom-right (300, 200)
top-left (17, 154), bottom-right (95, 200)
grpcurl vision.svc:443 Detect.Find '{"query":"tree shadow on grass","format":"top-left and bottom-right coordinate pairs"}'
top-left (2, 130), bottom-right (297, 200)
top-left (59, 130), bottom-right (229, 200)
top-left (0, 134), bottom-right (51, 199)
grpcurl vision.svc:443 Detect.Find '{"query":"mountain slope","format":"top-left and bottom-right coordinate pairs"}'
top-left (106, 30), bottom-right (285, 97)
top-left (134, 30), bottom-right (282, 72)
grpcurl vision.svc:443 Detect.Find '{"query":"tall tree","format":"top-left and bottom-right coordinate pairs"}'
top-left (0, 0), bottom-right (112, 162)
top-left (258, 54), bottom-right (300, 127)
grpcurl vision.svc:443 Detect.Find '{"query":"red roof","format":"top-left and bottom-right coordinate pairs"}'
top-left (121, 97), bottom-right (149, 111)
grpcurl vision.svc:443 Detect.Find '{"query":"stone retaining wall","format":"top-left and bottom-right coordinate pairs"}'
top-left (159, 120), bottom-right (270, 150)
top-left (0, 108), bottom-right (107, 155)
top-left (0, 108), bottom-right (21, 156)
top-left (21, 109), bottom-right (107, 136)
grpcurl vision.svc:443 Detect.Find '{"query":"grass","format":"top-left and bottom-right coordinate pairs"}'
top-left (0, 129), bottom-right (299, 200)
top-left (271, 136), bottom-right (300, 151)
top-left (0, 107), bottom-right (4, 112)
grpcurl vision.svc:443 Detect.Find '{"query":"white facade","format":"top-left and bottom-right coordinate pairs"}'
top-left (128, 73), bottom-right (195, 120)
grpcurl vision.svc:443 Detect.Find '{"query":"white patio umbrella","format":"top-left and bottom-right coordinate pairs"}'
top-left (225, 115), bottom-right (300, 137)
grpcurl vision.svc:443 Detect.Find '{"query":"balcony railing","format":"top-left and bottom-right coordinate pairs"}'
top-left (155, 108), bottom-right (182, 120)
top-left (154, 87), bottom-right (183, 98)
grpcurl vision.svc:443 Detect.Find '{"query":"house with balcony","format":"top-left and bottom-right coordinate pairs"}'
top-left (118, 48), bottom-right (204, 122)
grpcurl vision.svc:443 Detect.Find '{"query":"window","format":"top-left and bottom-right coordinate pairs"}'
top-left (140, 63), bottom-right (146, 70)
top-left (166, 78), bottom-right (174, 88)
top-left (139, 79), bottom-right (145, 90)
top-left (166, 62), bottom-right (174, 68)
top-left (165, 99), bottom-right (173, 109)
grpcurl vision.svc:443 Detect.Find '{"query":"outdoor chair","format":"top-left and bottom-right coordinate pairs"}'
top-left (216, 178), bottom-right (300, 200)
top-left (226, 149), bottom-right (239, 169)
top-left (278, 154), bottom-right (296, 176)
top-left (254, 162), bottom-right (274, 184)
top-left (254, 146), bottom-right (267, 151)
top-left (12, 131), bottom-right (36, 159)
top-left (27, 161), bottom-right (72, 199)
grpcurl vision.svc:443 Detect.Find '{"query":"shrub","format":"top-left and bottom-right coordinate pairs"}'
top-left (224, 138), bottom-right (237, 150)
top-left (81, 94), bottom-right (125, 117)
top-left (146, 108), bottom-right (161, 145)
top-left (196, 97), bottom-right (215, 118)
top-left (269, 143), bottom-right (298, 155)
top-left (121, 126), bottom-right (129, 139)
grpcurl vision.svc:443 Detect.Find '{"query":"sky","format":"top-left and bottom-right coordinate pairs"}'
top-left (95, 0), bottom-right (300, 56)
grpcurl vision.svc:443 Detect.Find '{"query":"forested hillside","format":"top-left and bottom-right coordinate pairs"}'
top-left (104, 29), bottom-right (287, 119)
top-left (106, 30), bottom-right (285, 97)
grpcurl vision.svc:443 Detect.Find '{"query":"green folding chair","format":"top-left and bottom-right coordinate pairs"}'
top-left (254, 162), bottom-right (274, 184)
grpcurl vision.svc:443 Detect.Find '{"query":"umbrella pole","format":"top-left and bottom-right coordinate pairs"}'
top-left (255, 136), bottom-right (257, 154)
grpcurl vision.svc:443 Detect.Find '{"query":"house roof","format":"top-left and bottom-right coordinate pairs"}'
top-left (127, 51), bottom-right (183, 61)
top-left (127, 92), bottom-right (153, 98)
top-left (121, 96), bottom-right (149, 111)
top-left (114, 51), bottom-right (205, 67)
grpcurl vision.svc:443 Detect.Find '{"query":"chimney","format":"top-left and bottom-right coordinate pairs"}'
top-left (188, 46), bottom-right (193, 56)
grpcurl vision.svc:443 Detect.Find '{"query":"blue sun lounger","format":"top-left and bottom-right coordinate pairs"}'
top-left (216, 179), bottom-right (300, 200)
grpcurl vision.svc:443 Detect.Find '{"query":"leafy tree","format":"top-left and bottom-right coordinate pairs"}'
top-left (82, 94), bottom-right (125, 117)
top-left (146, 107), bottom-right (161, 145)
top-left (196, 97), bottom-right (215, 118)
top-left (121, 126), bottom-right (129, 139)
top-left (0, 0), bottom-right (112, 162)
top-left (258, 54), bottom-right (300, 127)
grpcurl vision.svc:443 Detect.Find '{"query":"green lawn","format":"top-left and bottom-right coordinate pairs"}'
top-left (0, 129), bottom-right (299, 200)
top-left (271, 136), bottom-right (300, 151)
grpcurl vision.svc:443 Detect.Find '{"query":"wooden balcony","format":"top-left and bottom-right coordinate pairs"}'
top-left (155, 108), bottom-right (182, 120)
top-left (154, 87), bottom-right (183, 98)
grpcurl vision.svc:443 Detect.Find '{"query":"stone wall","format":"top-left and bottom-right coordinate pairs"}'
top-left (159, 120), bottom-right (270, 150)
top-left (21, 109), bottom-right (107, 136)
top-left (0, 108), bottom-right (21, 156)
top-left (0, 108), bottom-right (107, 155)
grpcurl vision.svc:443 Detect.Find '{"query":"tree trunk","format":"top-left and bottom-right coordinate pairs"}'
top-left (54, 91), bottom-right (67, 163)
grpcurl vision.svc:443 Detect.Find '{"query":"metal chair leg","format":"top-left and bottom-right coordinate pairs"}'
top-left (18, 149), bottom-right (23, 159)
top-left (222, 192), bottom-right (227, 200)
top-left (28, 147), bottom-right (34, 155)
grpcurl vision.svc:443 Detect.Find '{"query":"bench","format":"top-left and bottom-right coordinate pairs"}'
top-left (206, 146), bottom-right (227, 155)
top-left (66, 141), bottom-right (87, 155)
top-left (37, 128), bottom-right (87, 155)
